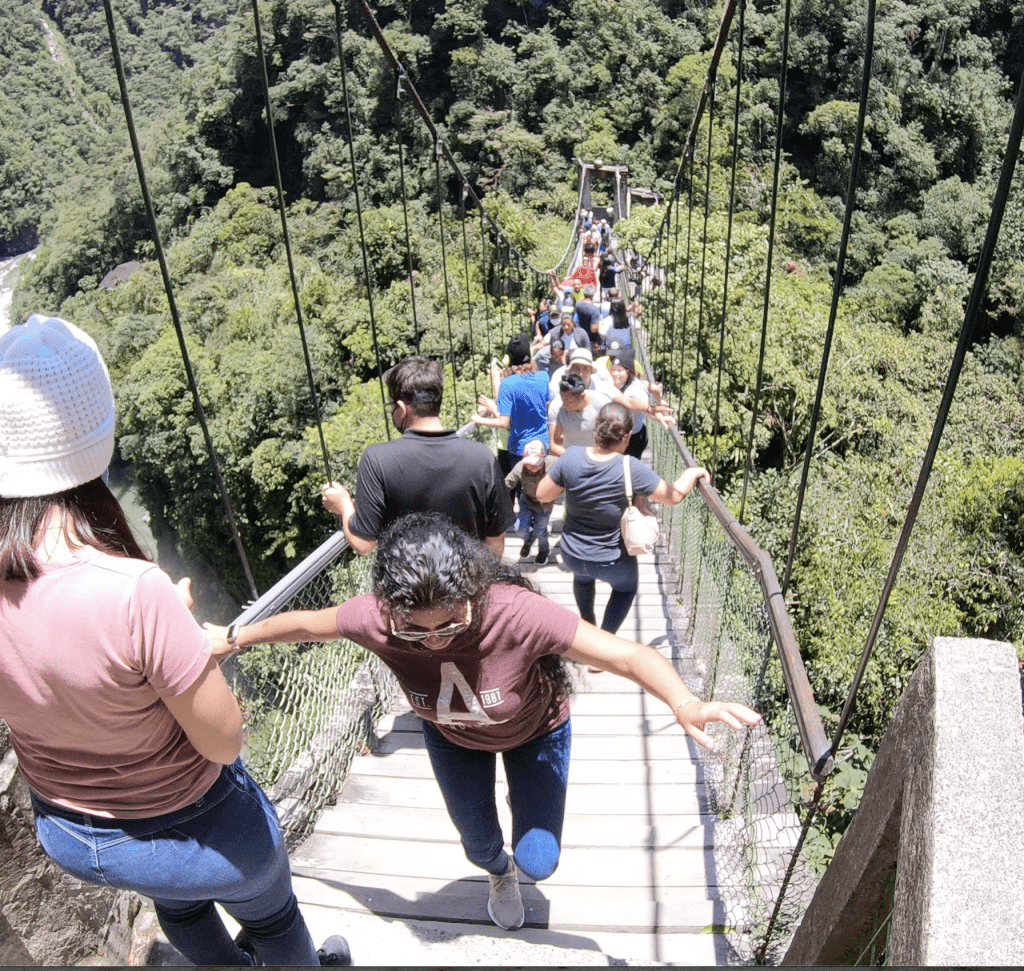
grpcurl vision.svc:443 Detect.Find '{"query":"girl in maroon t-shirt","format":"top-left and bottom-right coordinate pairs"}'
top-left (210, 513), bottom-right (761, 933)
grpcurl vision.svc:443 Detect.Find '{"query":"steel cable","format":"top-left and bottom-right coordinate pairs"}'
top-left (101, 0), bottom-right (259, 600)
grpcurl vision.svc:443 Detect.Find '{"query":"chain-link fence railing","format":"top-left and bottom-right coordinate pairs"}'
top-left (648, 417), bottom-right (830, 963)
top-left (224, 532), bottom-right (400, 848)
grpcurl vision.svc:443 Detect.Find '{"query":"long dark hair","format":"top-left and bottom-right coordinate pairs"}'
top-left (372, 512), bottom-right (573, 700)
top-left (609, 299), bottom-right (629, 330)
top-left (0, 477), bottom-right (148, 583)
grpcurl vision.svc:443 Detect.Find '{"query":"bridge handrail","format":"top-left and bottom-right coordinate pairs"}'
top-left (635, 339), bottom-right (833, 782)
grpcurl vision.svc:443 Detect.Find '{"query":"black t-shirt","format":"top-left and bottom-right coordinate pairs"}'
top-left (349, 430), bottom-right (516, 541)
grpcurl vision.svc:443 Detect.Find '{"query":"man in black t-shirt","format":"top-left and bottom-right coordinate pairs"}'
top-left (323, 357), bottom-right (515, 554)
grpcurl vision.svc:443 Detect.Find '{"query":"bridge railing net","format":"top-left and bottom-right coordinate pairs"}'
top-left (648, 418), bottom-right (818, 961)
top-left (225, 545), bottom-right (400, 849)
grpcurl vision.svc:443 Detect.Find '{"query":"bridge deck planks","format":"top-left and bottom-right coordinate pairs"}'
top-left (291, 502), bottom-right (744, 965)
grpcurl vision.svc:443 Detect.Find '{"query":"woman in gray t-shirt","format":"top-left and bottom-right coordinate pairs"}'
top-left (538, 402), bottom-right (709, 636)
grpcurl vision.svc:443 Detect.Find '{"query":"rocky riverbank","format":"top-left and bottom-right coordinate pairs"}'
top-left (0, 249), bottom-right (37, 333)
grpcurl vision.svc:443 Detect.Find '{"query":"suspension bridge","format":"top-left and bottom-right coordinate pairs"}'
top-left (5, 0), bottom-right (1023, 963)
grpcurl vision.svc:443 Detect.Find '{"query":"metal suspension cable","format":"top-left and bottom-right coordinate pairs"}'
top-left (711, 0), bottom-right (745, 483)
top-left (348, 0), bottom-right (566, 278)
top-left (666, 190), bottom-right (682, 411)
top-left (101, 0), bottom-right (259, 601)
top-left (829, 62), bottom-right (1024, 756)
top-left (639, 0), bottom-right (739, 271)
top-left (504, 238), bottom-right (516, 338)
top-left (432, 143), bottom-right (461, 423)
top-left (250, 0), bottom-right (337, 470)
top-left (478, 211), bottom-right (495, 365)
top-left (460, 184), bottom-right (481, 400)
top-left (394, 70), bottom-right (420, 353)
top-left (739, 0), bottom-right (792, 525)
top-left (546, 172), bottom-right (587, 277)
top-left (330, 0), bottom-right (391, 440)
top-left (691, 81), bottom-right (717, 429)
top-left (679, 156), bottom-right (696, 410)
top-left (514, 252), bottom-right (525, 326)
top-left (781, 0), bottom-right (877, 595)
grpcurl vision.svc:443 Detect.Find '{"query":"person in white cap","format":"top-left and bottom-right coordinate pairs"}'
top-left (0, 315), bottom-right (349, 967)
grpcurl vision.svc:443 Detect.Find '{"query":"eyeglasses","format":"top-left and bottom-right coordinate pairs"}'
top-left (389, 603), bottom-right (472, 642)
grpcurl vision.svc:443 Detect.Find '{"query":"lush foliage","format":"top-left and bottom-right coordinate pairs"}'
top-left (5, 0), bottom-right (1024, 848)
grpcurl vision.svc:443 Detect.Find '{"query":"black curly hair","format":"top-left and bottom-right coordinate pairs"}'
top-left (373, 512), bottom-right (573, 700)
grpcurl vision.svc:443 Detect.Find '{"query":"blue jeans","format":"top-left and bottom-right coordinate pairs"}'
top-left (559, 548), bottom-right (639, 635)
top-left (521, 506), bottom-right (551, 552)
top-left (31, 760), bottom-right (318, 966)
top-left (421, 717), bottom-right (571, 881)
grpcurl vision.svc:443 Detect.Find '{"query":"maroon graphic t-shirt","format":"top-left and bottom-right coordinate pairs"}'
top-left (335, 584), bottom-right (579, 752)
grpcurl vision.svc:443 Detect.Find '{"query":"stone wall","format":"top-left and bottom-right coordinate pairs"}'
top-left (783, 637), bottom-right (1024, 965)
top-left (0, 727), bottom-right (152, 966)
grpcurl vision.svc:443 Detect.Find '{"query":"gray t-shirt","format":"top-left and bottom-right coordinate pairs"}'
top-left (548, 390), bottom-right (613, 449)
top-left (548, 447), bottom-right (662, 560)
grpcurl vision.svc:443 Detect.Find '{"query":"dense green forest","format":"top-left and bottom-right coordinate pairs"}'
top-left (4, 0), bottom-right (1024, 848)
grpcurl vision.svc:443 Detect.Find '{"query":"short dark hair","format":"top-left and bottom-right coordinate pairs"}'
top-left (594, 402), bottom-right (632, 448)
top-left (506, 333), bottom-right (532, 367)
top-left (550, 338), bottom-right (566, 353)
top-left (385, 356), bottom-right (443, 418)
top-left (559, 371), bottom-right (587, 395)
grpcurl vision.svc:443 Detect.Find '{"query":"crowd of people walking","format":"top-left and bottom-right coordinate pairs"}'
top-left (0, 225), bottom-right (759, 961)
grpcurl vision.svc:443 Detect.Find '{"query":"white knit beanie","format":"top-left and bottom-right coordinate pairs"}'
top-left (0, 314), bottom-right (115, 498)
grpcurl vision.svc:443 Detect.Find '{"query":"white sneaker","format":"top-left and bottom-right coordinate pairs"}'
top-left (487, 859), bottom-right (525, 930)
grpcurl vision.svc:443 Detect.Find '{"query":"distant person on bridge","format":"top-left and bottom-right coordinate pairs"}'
top-left (322, 355), bottom-right (514, 556)
top-left (473, 334), bottom-right (553, 474)
top-left (533, 310), bottom-right (591, 356)
top-left (537, 402), bottom-right (708, 639)
top-left (527, 297), bottom-right (552, 341)
top-left (531, 333), bottom-right (567, 380)
top-left (547, 371), bottom-right (613, 457)
top-left (205, 512), bottom-right (760, 932)
top-left (573, 284), bottom-right (604, 352)
top-left (0, 315), bottom-right (349, 968)
top-left (473, 335), bottom-right (553, 531)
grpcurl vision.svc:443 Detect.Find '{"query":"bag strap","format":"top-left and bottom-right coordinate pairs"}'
top-left (622, 454), bottom-right (633, 502)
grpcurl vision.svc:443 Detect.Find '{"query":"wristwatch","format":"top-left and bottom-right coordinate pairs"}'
top-left (226, 624), bottom-right (239, 650)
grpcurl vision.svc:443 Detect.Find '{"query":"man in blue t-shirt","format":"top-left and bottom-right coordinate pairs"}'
top-left (472, 334), bottom-right (552, 462)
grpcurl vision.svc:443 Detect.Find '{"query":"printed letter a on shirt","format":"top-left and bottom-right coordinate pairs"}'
top-left (436, 662), bottom-right (499, 726)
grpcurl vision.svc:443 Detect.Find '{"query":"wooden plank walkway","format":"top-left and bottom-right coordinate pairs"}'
top-left (289, 507), bottom-right (746, 966)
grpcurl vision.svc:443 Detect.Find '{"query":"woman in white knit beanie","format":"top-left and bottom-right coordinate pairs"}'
top-left (0, 315), bottom-right (349, 967)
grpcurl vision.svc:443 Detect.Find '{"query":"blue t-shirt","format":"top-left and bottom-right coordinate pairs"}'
top-left (498, 370), bottom-right (552, 455)
top-left (549, 447), bottom-right (662, 559)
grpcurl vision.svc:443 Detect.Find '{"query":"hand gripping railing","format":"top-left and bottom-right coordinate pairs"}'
top-left (223, 529), bottom-right (396, 846)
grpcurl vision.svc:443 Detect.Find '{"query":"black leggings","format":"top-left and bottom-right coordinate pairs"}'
top-left (626, 423), bottom-right (648, 460)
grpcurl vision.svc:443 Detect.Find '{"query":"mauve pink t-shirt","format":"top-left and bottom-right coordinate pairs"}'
top-left (336, 583), bottom-right (580, 752)
top-left (0, 546), bottom-right (221, 817)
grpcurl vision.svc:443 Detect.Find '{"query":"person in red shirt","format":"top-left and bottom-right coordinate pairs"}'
top-left (206, 512), bottom-right (761, 933)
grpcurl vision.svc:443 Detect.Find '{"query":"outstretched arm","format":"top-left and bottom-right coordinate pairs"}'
top-left (564, 622), bottom-right (760, 750)
top-left (647, 466), bottom-right (709, 506)
top-left (204, 606), bottom-right (341, 662)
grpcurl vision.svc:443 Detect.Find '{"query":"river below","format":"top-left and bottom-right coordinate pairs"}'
top-left (1, 251), bottom-right (240, 622)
